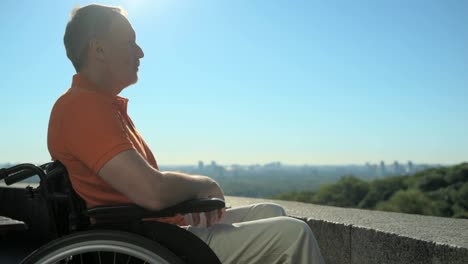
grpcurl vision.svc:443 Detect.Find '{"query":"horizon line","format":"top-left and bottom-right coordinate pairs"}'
top-left (1, 161), bottom-right (462, 167)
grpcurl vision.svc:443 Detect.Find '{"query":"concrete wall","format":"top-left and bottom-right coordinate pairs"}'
top-left (226, 196), bottom-right (468, 264)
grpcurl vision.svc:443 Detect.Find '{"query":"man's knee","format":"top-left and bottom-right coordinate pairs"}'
top-left (272, 216), bottom-right (313, 239)
top-left (253, 202), bottom-right (287, 217)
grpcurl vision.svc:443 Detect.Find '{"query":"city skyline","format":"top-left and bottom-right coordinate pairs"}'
top-left (1, 0), bottom-right (467, 165)
top-left (0, 159), bottom-right (452, 168)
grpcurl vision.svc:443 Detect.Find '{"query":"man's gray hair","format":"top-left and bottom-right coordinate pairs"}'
top-left (64, 4), bottom-right (127, 72)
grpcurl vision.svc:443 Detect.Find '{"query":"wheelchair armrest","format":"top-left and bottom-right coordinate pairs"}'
top-left (87, 198), bottom-right (225, 223)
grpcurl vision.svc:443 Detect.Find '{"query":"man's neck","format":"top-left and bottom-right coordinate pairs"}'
top-left (79, 68), bottom-right (124, 96)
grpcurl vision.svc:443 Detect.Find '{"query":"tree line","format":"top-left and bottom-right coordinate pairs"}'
top-left (272, 163), bottom-right (468, 218)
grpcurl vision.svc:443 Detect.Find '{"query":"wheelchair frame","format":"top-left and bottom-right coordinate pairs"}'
top-left (0, 161), bottom-right (225, 263)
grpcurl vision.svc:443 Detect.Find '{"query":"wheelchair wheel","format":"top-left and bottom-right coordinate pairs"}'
top-left (21, 230), bottom-right (185, 264)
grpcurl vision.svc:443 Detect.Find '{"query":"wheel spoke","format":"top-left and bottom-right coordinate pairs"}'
top-left (23, 231), bottom-right (180, 264)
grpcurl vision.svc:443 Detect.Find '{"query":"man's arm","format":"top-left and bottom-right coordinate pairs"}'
top-left (98, 149), bottom-right (222, 210)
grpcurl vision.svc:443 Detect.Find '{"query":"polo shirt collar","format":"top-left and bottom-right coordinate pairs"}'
top-left (71, 73), bottom-right (129, 113)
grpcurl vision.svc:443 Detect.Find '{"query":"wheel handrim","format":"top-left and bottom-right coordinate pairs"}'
top-left (35, 240), bottom-right (170, 264)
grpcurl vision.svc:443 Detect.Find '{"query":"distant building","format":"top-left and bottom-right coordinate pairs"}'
top-left (407, 161), bottom-right (414, 174)
top-left (206, 160), bottom-right (224, 177)
top-left (264, 162), bottom-right (281, 169)
top-left (393, 161), bottom-right (401, 175)
top-left (198, 161), bottom-right (204, 171)
top-left (365, 162), bottom-right (372, 176)
top-left (379, 161), bottom-right (386, 177)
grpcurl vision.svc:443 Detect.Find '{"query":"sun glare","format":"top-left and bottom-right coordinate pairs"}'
top-left (121, 0), bottom-right (169, 19)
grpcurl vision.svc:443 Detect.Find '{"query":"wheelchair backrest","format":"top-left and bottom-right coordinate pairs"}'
top-left (0, 161), bottom-right (90, 243)
top-left (41, 161), bottom-right (90, 236)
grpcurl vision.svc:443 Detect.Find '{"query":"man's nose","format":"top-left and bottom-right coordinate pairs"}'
top-left (136, 44), bottom-right (144, 58)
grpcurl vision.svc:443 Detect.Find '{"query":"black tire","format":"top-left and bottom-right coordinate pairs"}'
top-left (20, 230), bottom-right (185, 264)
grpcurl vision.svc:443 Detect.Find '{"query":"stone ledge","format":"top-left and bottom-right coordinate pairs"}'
top-left (226, 196), bottom-right (468, 264)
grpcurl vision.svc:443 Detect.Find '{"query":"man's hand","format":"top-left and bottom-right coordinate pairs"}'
top-left (189, 178), bottom-right (226, 227)
top-left (205, 207), bottom-right (226, 226)
top-left (189, 207), bottom-right (226, 227)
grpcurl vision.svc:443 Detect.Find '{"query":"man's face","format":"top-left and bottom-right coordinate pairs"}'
top-left (103, 14), bottom-right (144, 89)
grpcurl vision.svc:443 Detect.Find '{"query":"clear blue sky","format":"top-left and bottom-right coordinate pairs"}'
top-left (1, 0), bottom-right (467, 165)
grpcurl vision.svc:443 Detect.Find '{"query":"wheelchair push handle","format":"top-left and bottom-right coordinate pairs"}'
top-left (4, 170), bottom-right (35, 185)
top-left (0, 168), bottom-right (8, 180)
top-left (0, 163), bottom-right (46, 185)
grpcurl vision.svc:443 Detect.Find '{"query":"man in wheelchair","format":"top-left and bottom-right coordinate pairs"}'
top-left (24, 4), bottom-right (324, 263)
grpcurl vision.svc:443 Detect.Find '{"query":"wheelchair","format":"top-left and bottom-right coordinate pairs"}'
top-left (0, 161), bottom-right (225, 263)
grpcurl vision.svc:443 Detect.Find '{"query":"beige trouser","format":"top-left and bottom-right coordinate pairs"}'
top-left (186, 203), bottom-right (325, 264)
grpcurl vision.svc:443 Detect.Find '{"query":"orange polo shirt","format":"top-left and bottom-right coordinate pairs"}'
top-left (47, 74), bottom-right (185, 225)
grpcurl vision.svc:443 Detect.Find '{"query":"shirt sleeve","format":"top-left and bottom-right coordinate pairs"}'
top-left (62, 96), bottom-right (135, 174)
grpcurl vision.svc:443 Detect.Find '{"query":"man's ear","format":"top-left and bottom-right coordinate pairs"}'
top-left (89, 39), bottom-right (106, 62)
